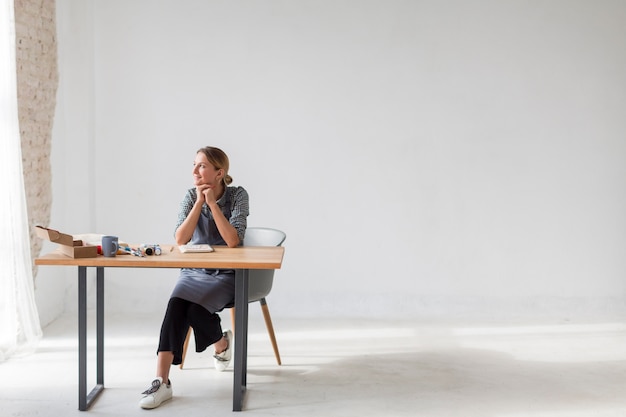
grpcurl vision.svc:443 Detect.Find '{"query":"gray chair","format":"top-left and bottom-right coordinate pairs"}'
top-left (179, 227), bottom-right (286, 368)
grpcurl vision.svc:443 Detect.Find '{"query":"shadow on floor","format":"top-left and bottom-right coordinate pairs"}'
top-left (245, 347), bottom-right (626, 416)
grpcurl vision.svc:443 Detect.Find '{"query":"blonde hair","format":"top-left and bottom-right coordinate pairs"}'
top-left (197, 146), bottom-right (233, 185)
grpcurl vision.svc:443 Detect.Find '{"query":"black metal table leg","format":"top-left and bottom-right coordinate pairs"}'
top-left (78, 266), bottom-right (87, 410)
top-left (96, 267), bottom-right (104, 387)
top-left (77, 266), bottom-right (104, 411)
top-left (233, 269), bottom-right (249, 411)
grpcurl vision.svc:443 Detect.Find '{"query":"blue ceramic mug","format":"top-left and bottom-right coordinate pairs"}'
top-left (102, 236), bottom-right (119, 257)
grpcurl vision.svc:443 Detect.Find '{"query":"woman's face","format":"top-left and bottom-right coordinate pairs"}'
top-left (192, 152), bottom-right (222, 188)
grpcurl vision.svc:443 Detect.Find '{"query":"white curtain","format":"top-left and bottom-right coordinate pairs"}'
top-left (0, 0), bottom-right (43, 361)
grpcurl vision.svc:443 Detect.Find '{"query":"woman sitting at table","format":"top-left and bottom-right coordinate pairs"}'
top-left (139, 146), bottom-right (249, 409)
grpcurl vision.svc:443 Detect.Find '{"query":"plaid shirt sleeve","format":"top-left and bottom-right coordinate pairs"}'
top-left (174, 188), bottom-right (196, 236)
top-left (229, 186), bottom-right (249, 243)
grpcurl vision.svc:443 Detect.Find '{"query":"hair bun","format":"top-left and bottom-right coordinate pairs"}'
top-left (224, 174), bottom-right (233, 185)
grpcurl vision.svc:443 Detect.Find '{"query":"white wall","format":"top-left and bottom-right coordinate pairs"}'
top-left (43, 0), bottom-right (626, 324)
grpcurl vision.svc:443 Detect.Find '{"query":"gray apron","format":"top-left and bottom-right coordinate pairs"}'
top-left (170, 192), bottom-right (235, 313)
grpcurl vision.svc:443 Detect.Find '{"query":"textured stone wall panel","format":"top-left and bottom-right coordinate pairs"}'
top-left (14, 0), bottom-right (58, 280)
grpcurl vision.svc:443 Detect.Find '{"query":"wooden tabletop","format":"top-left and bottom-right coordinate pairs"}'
top-left (35, 245), bottom-right (285, 270)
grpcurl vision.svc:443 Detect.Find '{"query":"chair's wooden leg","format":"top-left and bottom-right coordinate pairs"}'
top-left (230, 307), bottom-right (236, 332)
top-left (260, 298), bottom-right (282, 365)
top-left (179, 327), bottom-right (192, 369)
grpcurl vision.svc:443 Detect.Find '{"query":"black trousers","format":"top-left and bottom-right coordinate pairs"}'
top-left (158, 297), bottom-right (224, 365)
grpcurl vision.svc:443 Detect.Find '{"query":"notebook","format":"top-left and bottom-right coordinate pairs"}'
top-left (178, 244), bottom-right (214, 253)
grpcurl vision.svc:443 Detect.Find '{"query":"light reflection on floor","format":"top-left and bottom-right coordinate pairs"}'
top-left (2, 314), bottom-right (626, 416)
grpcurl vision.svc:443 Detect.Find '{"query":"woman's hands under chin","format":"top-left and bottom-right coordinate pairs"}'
top-left (196, 184), bottom-right (210, 204)
top-left (202, 187), bottom-right (218, 205)
top-left (196, 183), bottom-right (220, 206)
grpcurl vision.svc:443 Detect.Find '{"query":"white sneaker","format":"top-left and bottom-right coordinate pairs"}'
top-left (213, 330), bottom-right (233, 372)
top-left (139, 377), bottom-right (172, 409)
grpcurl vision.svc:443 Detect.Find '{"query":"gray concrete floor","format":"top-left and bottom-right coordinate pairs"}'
top-left (2, 313), bottom-right (626, 416)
